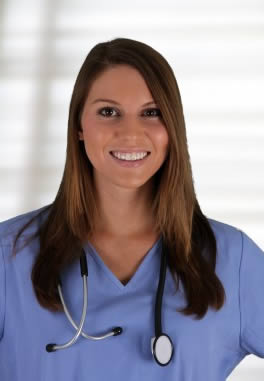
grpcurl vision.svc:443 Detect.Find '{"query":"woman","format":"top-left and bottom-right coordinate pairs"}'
top-left (0, 37), bottom-right (263, 380)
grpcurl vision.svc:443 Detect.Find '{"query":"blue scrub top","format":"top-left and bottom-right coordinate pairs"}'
top-left (0, 206), bottom-right (264, 380)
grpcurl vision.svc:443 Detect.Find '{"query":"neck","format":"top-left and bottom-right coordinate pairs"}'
top-left (92, 183), bottom-right (156, 239)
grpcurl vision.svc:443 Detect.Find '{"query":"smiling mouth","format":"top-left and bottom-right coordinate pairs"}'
top-left (108, 151), bottom-right (152, 167)
top-left (109, 152), bottom-right (151, 160)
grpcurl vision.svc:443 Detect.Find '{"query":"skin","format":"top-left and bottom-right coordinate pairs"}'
top-left (79, 64), bottom-right (169, 241)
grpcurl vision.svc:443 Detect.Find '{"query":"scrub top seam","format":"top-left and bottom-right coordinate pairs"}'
top-left (238, 229), bottom-right (243, 354)
top-left (238, 229), bottom-right (249, 356)
top-left (0, 236), bottom-right (6, 341)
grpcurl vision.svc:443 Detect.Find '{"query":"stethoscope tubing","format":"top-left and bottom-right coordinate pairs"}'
top-left (155, 239), bottom-right (167, 338)
top-left (46, 237), bottom-right (174, 366)
top-left (58, 277), bottom-right (118, 340)
top-left (46, 276), bottom-right (88, 351)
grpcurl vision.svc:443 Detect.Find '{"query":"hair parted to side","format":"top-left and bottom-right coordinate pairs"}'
top-left (11, 37), bottom-right (226, 319)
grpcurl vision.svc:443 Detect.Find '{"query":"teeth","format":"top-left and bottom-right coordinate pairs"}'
top-left (112, 152), bottom-right (148, 161)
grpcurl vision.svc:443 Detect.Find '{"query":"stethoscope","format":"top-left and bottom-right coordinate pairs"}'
top-left (46, 237), bottom-right (174, 366)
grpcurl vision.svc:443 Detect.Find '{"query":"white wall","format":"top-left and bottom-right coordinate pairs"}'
top-left (0, 0), bottom-right (263, 378)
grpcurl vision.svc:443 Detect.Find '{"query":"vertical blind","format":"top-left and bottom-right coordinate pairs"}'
top-left (0, 1), bottom-right (263, 378)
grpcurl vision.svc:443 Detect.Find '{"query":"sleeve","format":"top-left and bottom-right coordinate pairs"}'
top-left (0, 237), bottom-right (6, 341)
top-left (239, 229), bottom-right (264, 358)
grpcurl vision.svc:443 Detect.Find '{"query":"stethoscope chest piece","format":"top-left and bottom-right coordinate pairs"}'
top-left (151, 334), bottom-right (174, 366)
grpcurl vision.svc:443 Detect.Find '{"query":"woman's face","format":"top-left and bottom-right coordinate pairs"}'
top-left (79, 64), bottom-right (169, 191)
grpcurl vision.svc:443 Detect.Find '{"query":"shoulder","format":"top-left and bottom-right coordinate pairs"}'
top-left (207, 217), bottom-right (242, 248)
top-left (0, 204), bottom-right (52, 247)
top-left (206, 217), bottom-right (245, 270)
top-left (206, 216), bottom-right (263, 268)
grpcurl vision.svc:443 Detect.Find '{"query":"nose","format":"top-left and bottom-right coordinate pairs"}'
top-left (116, 115), bottom-right (146, 136)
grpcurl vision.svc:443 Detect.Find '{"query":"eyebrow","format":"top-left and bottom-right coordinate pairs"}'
top-left (91, 98), bottom-right (157, 107)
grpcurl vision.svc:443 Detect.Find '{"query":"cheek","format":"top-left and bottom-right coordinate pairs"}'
top-left (81, 118), bottom-right (104, 146)
top-left (154, 126), bottom-right (169, 151)
top-left (81, 122), bottom-right (109, 162)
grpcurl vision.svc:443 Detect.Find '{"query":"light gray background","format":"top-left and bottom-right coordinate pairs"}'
top-left (0, 0), bottom-right (263, 378)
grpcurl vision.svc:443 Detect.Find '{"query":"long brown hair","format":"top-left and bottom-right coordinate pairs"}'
top-left (11, 37), bottom-right (226, 319)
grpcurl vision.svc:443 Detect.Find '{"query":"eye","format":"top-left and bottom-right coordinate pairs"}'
top-left (97, 107), bottom-right (119, 118)
top-left (143, 108), bottom-right (162, 118)
top-left (96, 106), bottom-right (162, 118)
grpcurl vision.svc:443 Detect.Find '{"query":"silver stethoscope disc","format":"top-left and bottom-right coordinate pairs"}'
top-left (152, 334), bottom-right (174, 366)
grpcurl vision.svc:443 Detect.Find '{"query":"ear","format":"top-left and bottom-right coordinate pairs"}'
top-left (78, 130), bottom-right (84, 140)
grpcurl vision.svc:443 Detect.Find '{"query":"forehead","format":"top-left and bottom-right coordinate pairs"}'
top-left (86, 65), bottom-right (153, 101)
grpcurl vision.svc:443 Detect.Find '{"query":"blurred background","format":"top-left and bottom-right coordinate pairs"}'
top-left (0, 0), bottom-right (263, 378)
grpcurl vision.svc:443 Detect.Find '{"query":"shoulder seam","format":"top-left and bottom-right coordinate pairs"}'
top-left (238, 229), bottom-right (246, 354)
top-left (0, 235), bottom-right (6, 340)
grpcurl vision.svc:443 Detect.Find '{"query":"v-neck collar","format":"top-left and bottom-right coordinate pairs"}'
top-left (83, 235), bottom-right (162, 292)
